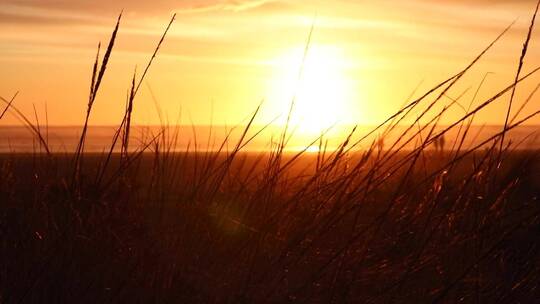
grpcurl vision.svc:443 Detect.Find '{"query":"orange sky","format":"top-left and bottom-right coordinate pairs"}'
top-left (1, 0), bottom-right (540, 131)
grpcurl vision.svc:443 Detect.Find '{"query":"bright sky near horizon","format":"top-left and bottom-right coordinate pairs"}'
top-left (1, 0), bottom-right (540, 134)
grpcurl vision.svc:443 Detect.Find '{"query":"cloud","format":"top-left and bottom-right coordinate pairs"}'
top-left (420, 0), bottom-right (537, 6)
top-left (2, 0), bottom-right (273, 14)
top-left (0, 0), bottom-right (277, 26)
top-left (0, 0), bottom-right (281, 26)
top-left (178, 0), bottom-right (272, 12)
top-left (439, 0), bottom-right (536, 3)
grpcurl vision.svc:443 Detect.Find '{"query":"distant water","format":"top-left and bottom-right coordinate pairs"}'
top-left (0, 125), bottom-right (539, 153)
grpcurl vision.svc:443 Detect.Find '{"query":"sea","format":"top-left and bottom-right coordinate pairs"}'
top-left (0, 125), bottom-right (539, 153)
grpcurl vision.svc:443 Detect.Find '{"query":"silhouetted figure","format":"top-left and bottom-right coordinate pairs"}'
top-left (377, 136), bottom-right (385, 152)
top-left (434, 135), bottom-right (446, 152)
top-left (439, 134), bottom-right (446, 152)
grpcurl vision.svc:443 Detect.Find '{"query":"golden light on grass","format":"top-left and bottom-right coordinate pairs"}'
top-left (268, 45), bottom-right (358, 136)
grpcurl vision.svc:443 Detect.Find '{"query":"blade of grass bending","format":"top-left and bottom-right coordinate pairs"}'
top-left (102, 129), bottom-right (166, 191)
top-left (449, 72), bottom-right (492, 154)
top-left (133, 14), bottom-right (176, 98)
top-left (31, 104), bottom-right (42, 153)
top-left (431, 210), bottom-right (540, 303)
top-left (95, 102), bottom-right (128, 186)
top-left (0, 91), bottom-right (18, 120)
top-left (510, 82), bottom-right (540, 124)
top-left (346, 20), bottom-right (515, 153)
top-left (0, 95), bottom-right (50, 154)
top-left (73, 12), bottom-right (122, 184)
top-left (375, 65), bottom-right (540, 188)
top-left (304, 69), bottom-right (540, 246)
top-left (122, 68), bottom-right (137, 157)
top-left (93, 13), bottom-right (121, 101)
top-left (121, 13), bottom-right (176, 158)
top-left (44, 102), bottom-right (49, 147)
top-left (278, 16), bottom-right (316, 157)
top-left (89, 43), bottom-right (101, 104)
top-left (415, 107), bottom-right (540, 190)
top-left (499, 0), bottom-right (540, 163)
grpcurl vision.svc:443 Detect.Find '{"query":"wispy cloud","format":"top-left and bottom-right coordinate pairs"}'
top-left (176, 0), bottom-right (272, 13)
top-left (1, 0), bottom-right (274, 18)
top-left (427, 0), bottom-right (536, 4)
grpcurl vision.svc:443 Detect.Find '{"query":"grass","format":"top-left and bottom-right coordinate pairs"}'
top-left (1, 4), bottom-right (540, 303)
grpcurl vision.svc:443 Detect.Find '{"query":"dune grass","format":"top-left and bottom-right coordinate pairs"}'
top-left (1, 5), bottom-right (540, 303)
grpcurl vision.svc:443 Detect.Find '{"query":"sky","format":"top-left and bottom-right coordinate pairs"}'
top-left (1, 0), bottom-right (540, 134)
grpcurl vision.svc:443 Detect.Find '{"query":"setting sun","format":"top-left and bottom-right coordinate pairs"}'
top-left (268, 45), bottom-right (358, 135)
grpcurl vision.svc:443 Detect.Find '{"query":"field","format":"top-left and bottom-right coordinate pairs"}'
top-left (1, 149), bottom-right (540, 303)
top-left (2, 8), bottom-right (540, 304)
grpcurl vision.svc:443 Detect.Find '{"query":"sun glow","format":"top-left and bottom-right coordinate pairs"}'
top-left (305, 145), bottom-right (321, 153)
top-left (268, 45), bottom-right (358, 136)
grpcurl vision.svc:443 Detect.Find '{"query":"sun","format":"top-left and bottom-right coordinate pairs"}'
top-left (267, 45), bottom-right (357, 136)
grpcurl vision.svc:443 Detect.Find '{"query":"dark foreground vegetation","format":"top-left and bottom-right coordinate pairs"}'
top-left (1, 150), bottom-right (540, 303)
top-left (2, 4), bottom-right (540, 303)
